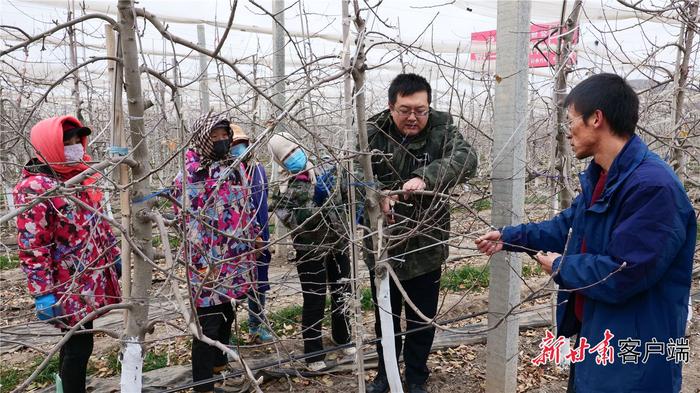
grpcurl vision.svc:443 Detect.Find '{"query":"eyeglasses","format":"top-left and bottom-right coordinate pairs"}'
top-left (393, 107), bottom-right (429, 118)
top-left (559, 114), bottom-right (583, 129)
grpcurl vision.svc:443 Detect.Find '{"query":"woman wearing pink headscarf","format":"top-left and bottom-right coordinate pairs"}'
top-left (13, 115), bottom-right (121, 393)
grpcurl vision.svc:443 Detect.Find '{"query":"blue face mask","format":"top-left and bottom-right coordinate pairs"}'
top-left (283, 149), bottom-right (307, 173)
top-left (230, 142), bottom-right (249, 157)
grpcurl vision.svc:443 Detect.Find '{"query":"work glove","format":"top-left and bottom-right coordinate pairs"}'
top-left (313, 170), bottom-right (335, 206)
top-left (35, 293), bottom-right (61, 321)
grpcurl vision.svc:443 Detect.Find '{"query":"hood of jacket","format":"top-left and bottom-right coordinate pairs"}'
top-left (26, 116), bottom-right (102, 203)
top-left (30, 115), bottom-right (91, 178)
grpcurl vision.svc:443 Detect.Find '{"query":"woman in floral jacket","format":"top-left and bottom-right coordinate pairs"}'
top-left (171, 113), bottom-right (259, 393)
top-left (14, 115), bottom-right (121, 393)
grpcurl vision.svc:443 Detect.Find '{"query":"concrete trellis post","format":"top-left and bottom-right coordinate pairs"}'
top-left (105, 23), bottom-right (132, 327)
top-left (271, 0), bottom-right (289, 258)
top-left (197, 24), bottom-right (210, 113)
top-left (486, 1), bottom-right (530, 392)
top-left (67, 5), bottom-right (83, 121)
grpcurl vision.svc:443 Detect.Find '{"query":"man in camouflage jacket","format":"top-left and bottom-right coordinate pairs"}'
top-left (363, 74), bottom-right (477, 393)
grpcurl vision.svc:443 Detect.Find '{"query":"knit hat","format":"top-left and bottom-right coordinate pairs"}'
top-left (190, 112), bottom-right (231, 167)
top-left (230, 124), bottom-right (250, 145)
top-left (268, 132), bottom-right (302, 166)
top-left (267, 132), bottom-right (315, 190)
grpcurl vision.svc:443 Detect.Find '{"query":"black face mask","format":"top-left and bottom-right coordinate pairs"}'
top-left (212, 139), bottom-right (231, 160)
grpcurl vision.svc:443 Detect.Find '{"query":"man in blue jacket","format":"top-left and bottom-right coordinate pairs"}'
top-left (475, 73), bottom-right (695, 393)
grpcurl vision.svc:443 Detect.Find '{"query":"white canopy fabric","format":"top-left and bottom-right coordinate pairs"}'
top-left (0, 0), bottom-right (687, 98)
top-left (11, 0), bottom-right (681, 55)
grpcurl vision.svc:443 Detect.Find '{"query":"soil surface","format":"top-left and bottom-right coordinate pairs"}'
top-left (1, 242), bottom-right (699, 393)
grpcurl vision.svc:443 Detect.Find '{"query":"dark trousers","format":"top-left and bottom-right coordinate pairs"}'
top-left (192, 302), bottom-right (235, 392)
top-left (296, 250), bottom-right (351, 362)
top-left (567, 335), bottom-right (580, 393)
top-left (59, 321), bottom-right (94, 393)
top-left (567, 362), bottom-right (576, 393)
top-left (247, 290), bottom-right (267, 329)
top-left (370, 268), bottom-right (441, 385)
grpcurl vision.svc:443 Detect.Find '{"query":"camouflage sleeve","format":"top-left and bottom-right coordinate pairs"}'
top-left (352, 129), bottom-right (388, 214)
top-left (270, 181), bottom-right (292, 229)
top-left (270, 189), bottom-right (293, 229)
top-left (271, 180), bottom-right (320, 230)
top-left (14, 179), bottom-right (55, 297)
top-left (353, 129), bottom-right (390, 192)
top-left (412, 126), bottom-right (478, 191)
top-left (338, 167), bottom-right (349, 206)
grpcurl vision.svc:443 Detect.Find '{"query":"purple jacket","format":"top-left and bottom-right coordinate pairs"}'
top-left (247, 162), bottom-right (271, 292)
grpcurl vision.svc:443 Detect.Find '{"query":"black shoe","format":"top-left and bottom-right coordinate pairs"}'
top-left (407, 383), bottom-right (429, 393)
top-left (365, 374), bottom-right (390, 393)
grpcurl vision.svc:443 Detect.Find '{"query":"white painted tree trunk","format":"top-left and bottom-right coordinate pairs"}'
top-left (119, 338), bottom-right (143, 393)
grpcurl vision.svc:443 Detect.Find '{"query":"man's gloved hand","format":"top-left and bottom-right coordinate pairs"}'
top-left (114, 256), bottom-right (122, 278)
top-left (313, 170), bottom-right (335, 206)
top-left (35, 293), bottom-right (60, 321)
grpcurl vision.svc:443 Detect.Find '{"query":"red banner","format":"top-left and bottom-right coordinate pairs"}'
top-left (470, 22), bottom-right (578, 68)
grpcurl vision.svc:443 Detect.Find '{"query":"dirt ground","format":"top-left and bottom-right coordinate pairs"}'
top-left (257, 280), bottom-right (700, 393)
top-left (2, 249), bottom-right (698, 392)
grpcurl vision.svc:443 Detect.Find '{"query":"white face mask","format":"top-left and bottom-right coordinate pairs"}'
top-left (64, 144), bottom-right (84, 162)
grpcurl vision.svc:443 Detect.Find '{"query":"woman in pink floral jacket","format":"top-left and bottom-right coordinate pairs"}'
top-left (14, 115), bottom-right (121, 393)
top-left (171, 113), bottom-right (259, 393)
